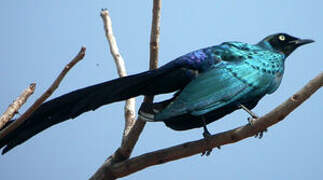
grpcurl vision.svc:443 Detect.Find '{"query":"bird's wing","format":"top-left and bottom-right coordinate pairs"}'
top-left (156, 54), bottom-right (277, 120)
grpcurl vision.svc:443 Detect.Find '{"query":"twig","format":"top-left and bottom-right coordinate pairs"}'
top-left (100, 9), bottom-right (136, 138)
top-left (0, 83), bottom-right (36, 129)
top-left (93, 72), bottom-right (323, 179)
top-left (0, 47), bottom-right (86, 139)
top-left (90, 2), bottom-right (161, 179)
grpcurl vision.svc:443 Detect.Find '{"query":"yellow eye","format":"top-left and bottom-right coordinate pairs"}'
top-left (278, 35), bottom-right (286, 41)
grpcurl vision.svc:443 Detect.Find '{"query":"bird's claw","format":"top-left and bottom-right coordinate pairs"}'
top-left (201, 130), bottom-right (213, 156)
top-left (203, 130), bottom-right (211, 139)
top-left (247, 116), bottom-right (268, 139)
top-left (201, 145), bottom-right (220, 156)
top-left (246, 115), bottom-right (268, 139)
top-left (201, 149), bottom-right (213, 156)
top-left (201, 130), bottom-right (220, 156)
top-left (254, 128), bottom-right (268, 139)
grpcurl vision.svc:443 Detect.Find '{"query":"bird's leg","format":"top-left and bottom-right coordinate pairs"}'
top-left (201, 116), bottom-right (212, 156)
top-left (239, 104), bottom-right (267, 139)
top-left (201, 116), bottom-right (219, 156)
top-left (255, 128), bottom-right (268, 139)
top-left (202, 118), bottom-right (211, 139)
top-left (239, 104), bottom-right (258, 126)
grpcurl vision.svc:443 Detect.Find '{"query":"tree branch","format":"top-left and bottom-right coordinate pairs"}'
top-left (0, 83), bottom-right (36, 129)
top-left (100, 9), bottom-right (136, 141)
top-left (149, 0), bottom-right (161, 70)
top-left (90, 1), bottom-right (161, 179)
top-left (0, 47), bottom-right (86, 139)
top-left (92, 72), bottom-right (323, 179)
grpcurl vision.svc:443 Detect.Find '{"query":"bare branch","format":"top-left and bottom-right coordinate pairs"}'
top-left (92, 72), bottom-right (323, 179)
top-left (0, 83), bottom-right (36, 129)
top-left (0, 47), bottom-right (86, 139)
top-left (90, 2), bottom-right (161, 179)
top-left (115, 0), bottom-right (162, 155)
top-left (100, 9), bottom-right (136, 138)
top-left (149, 0), bottom-right (161, 70)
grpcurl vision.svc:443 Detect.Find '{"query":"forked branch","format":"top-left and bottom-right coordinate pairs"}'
top-left (91, 1), bottom-right (161, 179)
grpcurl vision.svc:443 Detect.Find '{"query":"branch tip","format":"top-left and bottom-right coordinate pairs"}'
top-left (0, 46), bottom-right (86, 139)
top-left (0, 83), bottom-right (37, 130)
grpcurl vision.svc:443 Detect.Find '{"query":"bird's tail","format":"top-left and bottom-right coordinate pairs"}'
top-left (0, 65), bottom-right (190, 154)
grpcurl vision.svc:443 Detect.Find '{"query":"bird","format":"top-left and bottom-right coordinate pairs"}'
top-left (0, 33), bottom-right (314, 155)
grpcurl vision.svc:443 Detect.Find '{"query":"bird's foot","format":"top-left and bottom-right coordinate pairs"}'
top-left (247, 117), bottom-right (256, 127)
top-left (202, 128), bottom-right (212, 139)
top-left (240, 104), bottom-right (259, 126)
top-left (247, 116), bottom-right (268, 139)
top-left (255, 128), bottom-right (268, 139)
top-left (201, 134), bottom-right (213, 156)
top-left (201, 129), bottom-right (220, 156)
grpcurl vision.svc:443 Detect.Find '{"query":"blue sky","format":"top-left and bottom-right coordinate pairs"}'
top-left (0, 0), bottom-right (322, 179)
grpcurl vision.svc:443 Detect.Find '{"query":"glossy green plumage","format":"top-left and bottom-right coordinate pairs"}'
top-left (156, 41), bottom-right (285, 120)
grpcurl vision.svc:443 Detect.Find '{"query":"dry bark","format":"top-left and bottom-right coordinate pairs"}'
top-left (0, 83), bottom-right (36, 129)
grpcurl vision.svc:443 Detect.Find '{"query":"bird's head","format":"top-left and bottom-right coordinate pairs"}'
top-left (258, 33), bottom-right (314, 57)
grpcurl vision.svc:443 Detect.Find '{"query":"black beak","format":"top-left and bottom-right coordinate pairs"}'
top-left (290, 39), bottom-right (315, 46)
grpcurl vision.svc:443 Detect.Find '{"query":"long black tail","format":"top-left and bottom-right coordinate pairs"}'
top-left (0, 65), bottom-right (191, 154)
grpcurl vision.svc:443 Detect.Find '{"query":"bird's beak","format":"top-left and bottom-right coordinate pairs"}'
top-left (283, 38), bottom-right (314, 57)
top-left (290, 39), bottom-right (315, 46)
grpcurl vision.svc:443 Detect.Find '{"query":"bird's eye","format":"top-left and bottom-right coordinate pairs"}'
top-left (278, 35), bottom-right (286, 41)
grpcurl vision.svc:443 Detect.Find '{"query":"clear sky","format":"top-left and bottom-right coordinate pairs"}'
top-left (0, 0), bottom-right (322, 179)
